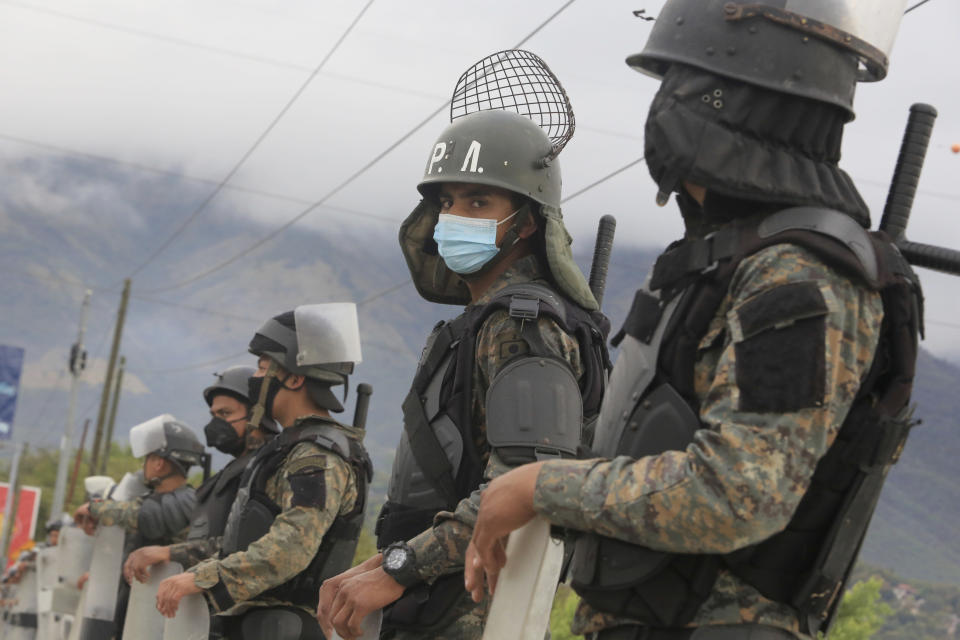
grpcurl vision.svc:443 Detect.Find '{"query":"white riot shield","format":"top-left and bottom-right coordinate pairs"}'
top-left (329, 609), bottom-right (381, 640)
top-left (109, 473), bottom-right (149, 502)
top-left (36, 546), bottom-right (67, 640)
top-left (120, 562), bottom-right (180, 640)
top-left (481, 516), bottom-right (565, 640)
top-left (77, 525), bottom-right (125, 640)
top-left (57, 528), bottom-right (94, 592)
top-left (7, 567), bottom-right (38, 640)
top-left (160, 563), bottom-right (208, 640)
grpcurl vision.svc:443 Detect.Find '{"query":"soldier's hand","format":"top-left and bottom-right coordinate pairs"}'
top-left (330, 567), bottom-right (403, 638)
top-left (76, 572), bottom-right (89, 590)
top-left (316, 553), bottom-right (383, 637)
top-left (73, 503), bottom-right (97, 536)
top-left (155, 572), bottom-right (201, 618)
top-left (465, 461), bottom-right (543, 602)
top-left (124, 545), bottom-right (171, 584)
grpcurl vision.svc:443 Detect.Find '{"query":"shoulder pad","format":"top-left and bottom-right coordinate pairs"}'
top-left (758, 207), bottom-right (878, 285)
top-left (138, 487), bottom-right (196, 538)
top-left (486, 356), bottom-right (582, 463)
top-left (488, 282), bottom-right (567, 325)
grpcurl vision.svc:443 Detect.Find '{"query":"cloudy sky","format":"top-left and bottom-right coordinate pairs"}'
top-left (1, 0), bottom-right (959, 408)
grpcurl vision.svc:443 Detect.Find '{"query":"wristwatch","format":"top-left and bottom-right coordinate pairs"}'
top-left (382, 541), bottom-right (420, 587)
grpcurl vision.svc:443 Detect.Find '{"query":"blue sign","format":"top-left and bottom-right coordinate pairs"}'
top-left (0, 345), bottom-right (25, 440)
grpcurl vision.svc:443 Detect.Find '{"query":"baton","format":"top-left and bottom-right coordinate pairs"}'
top-left (588, 215), bottom-right (617, 307)
top-left (352, 383), bottom-right (373, 430)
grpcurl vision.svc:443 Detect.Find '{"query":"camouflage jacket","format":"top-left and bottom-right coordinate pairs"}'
top-left (190, 416), bottom-right (360, 616)
top-left (533, 243), bottom-right (884, 638)
top-left (169, 445), bottom-right (262, 569)
top-left (89, 486), bottom-right (194, 546)
top-left (398, 255), bottom-right (584, 635)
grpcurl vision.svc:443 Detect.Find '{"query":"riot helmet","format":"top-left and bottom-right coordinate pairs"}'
top-left (629, 0), bottom-right (905, 226)
top-left (628, 0), bottom-right (908, 117)
top-left (247, 303), bottom-right (362, 423)
top-left (399, 49), bottom-right (598, 310)
top-left (202, 365), bottom-right (273, 455)
top-left (129, 414), bottom-right (205, 479)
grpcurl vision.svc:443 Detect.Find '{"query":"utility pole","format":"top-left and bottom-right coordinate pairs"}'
top-left (98, 356), bottom-right (125, 476)
top-left (51, 290), bottom-right (92, 520)
top-left (66, 418), bottom-right (91, 507)
top-left (0, 443), bottom-right (26, 569)
top-left (89, 279), bottom-right (130, 476)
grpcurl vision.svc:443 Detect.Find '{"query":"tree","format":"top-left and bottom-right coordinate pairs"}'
top-left (825, 577), bottom-right (894, 640)
top-left (550, 585), bottom-right (582, 640)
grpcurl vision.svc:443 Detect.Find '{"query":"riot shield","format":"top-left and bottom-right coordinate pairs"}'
top-left (76, 525), bottom-right (125, 640)
top-left (121, 562), bottom-right (180, 640)
top-left (160, 563), bottom-right (208, 640)
top-left (36, 545), bottom-right (70, 640)
top-left (6, 566), bottom-right (38, 640)
top-left (481, 516), bottom-right (565, 640)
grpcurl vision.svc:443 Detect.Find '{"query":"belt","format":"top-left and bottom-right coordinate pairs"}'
top-left (591, 628), bottom-right (693, 640)
top-left (9, 612), bottom-right (39, 628)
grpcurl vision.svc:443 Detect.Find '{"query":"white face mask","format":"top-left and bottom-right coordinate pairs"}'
top-left (432, 209), bottom-right (520, 274)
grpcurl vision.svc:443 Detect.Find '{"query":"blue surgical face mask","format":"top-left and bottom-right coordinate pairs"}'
top-left (432, 210), bottom-right (520, 275)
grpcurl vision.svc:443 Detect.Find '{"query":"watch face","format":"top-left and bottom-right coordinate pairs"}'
top-left (385, 547), bottom-right (408, 571)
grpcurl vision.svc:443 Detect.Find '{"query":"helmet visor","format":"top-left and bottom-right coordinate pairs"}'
top-left (294, 303), bottom-right (363, 368)
top-left (129, 414), bottom-right (171, 458)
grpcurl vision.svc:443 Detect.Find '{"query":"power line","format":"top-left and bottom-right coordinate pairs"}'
top-left (123, 0), bottom-right (378, 281)
top-left (135, 0), bottom-right (580, 295)
top-left (905, 0), bottom-right (935, 14)
top-left (129, 295), bottom-right (261, 323)
top-left (561, 156), bottom-right (646, 204)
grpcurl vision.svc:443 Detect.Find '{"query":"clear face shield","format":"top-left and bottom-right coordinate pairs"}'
top-left (726, 0), bottom-right (907, 80)
top-left (129, 414), bottom-right (172, 458)
top-left (294, 303), bottom-right (363, 370)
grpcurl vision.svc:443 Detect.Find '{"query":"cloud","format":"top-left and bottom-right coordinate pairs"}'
top-left (20, 349), bottom-right (150, 396)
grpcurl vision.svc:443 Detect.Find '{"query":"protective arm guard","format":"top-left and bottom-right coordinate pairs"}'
top-left (485, 357), bottom-right (582, 465)
top-left (138, 488), bottom-right (197, 542)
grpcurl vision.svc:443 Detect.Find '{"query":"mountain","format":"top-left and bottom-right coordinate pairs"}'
top-left (0, 157), bottom-right (957, 583)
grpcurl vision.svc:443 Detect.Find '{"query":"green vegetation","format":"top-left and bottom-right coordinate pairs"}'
top-left (823, 578), bottom-right (892, 640)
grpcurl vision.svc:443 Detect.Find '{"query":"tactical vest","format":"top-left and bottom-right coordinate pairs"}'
top-left (127, 485), bottom-right (196, 552)
top-left (186, 449), bottom-right (255, 543)
top-left (376, 281), bottom-right (610, 632)
top-left (569, 208), bottom-right (922, 636)
top-left (220, 418), bottom-right (372, 609)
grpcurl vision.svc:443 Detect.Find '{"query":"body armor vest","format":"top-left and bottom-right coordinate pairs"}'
top-left (220, 418), bottom-right (372, 609)
top-left (570, 208), bottom-right (922, 636)
top-left (376, 281), bottom-right (610, 632)
top-left (187, 450), bottom-right (254, 543)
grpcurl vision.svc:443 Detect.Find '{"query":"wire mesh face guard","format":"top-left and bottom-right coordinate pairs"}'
top-left (451, 49), bottom-right (575, 165)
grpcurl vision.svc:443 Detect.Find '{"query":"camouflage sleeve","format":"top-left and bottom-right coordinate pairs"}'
top-left (533, 244), bottom-right (884, 554)
top-left (189, 442), bottom-right (357, 611)
top-left (169, 537), bottom-right (220, 569)
top-left (407, 311), bottom-right (583, 580)
top-left (88, 497), bottom-right (144, 533)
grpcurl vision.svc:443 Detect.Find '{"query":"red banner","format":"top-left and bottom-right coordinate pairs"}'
top-left (0, 483), bottom-right (41, 568)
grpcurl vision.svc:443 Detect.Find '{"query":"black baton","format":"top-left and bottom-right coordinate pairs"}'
top-left (588, 215), bottom-right (617, 307)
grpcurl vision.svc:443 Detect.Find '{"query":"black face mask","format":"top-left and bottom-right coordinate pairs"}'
top-left (248, 375), bottom-right (283, 424)
top-left (203, 417), bottom-right (246, 457)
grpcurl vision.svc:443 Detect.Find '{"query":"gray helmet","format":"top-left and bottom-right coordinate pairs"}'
top-left (203, 365), bottom-right (256, 406)
top-left (129, 414), bottom-right (205, 476)
top-left (628, 0), bottom-right (907, 118)
top-left (248, 305), bottom-right (362, 413)
top-left (399, 103), bottom-right (597, 310)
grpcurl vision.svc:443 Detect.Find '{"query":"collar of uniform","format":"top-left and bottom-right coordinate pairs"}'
top-left (287, 414), bottom-right (362, 440)
top-left (471, 254), bottom-right (545, 307)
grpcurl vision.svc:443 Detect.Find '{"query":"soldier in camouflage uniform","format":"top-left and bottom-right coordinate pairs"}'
top-left (318, 52), bottom-right (610, 640)
top-left (156, 305), bottom-right (371, 640)
top-left (74, 414), bottom-right (203, 631)
top-left (124, 366), bottom-right (270, 584)
top-left (467, 4), bottom-right (922, 640)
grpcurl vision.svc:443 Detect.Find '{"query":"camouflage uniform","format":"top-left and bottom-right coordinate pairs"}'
top-left (189, 417), bottom-right (360, 617)
top-left (533, 243), bottom-right (884, 639)
top-left (394, 254), bottom-right (583, 640)
top-left (169, 445), bottom-right (262, 569)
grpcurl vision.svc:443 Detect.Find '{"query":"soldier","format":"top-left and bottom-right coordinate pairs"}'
top-left (123, 366), bottom-right (271, 584)
top-left (466, 3), bottom-right (923, 640)
top-left (73, 414), bottom-right (203, 630)
top-left (155, 304), bottom-right (371, 640)
top-left (42, 518), bottom-right (63, 547)
top-left (318, 51), bottom-right (610, 640)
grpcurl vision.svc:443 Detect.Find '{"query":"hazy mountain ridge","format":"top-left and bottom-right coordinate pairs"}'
top-left (0, 159), bottom-right (957, 584)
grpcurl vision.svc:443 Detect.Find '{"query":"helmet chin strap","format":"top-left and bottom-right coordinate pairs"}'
top-left (248, 360), bottom-right (278, 428)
